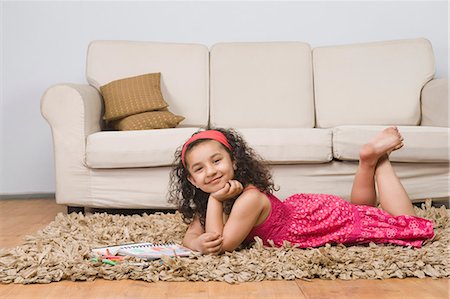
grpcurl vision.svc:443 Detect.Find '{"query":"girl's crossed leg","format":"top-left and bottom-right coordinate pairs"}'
top-left (350, 127), bottom-right (416, 216)
top-left (375, 155), bottom-right (416, 216)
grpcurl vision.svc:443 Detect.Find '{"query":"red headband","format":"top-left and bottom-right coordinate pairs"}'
top-left (181, 130), bottom-right (232, 167)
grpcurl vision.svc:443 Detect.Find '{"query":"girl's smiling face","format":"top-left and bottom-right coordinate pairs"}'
top-left (185, 140), bottom-right (236, 194)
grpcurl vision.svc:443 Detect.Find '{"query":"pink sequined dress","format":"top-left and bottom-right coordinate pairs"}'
top-left (245, 193), bottom-right (434, 248)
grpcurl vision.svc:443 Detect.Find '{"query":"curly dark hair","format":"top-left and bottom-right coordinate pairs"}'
top-left (168, 128), bottom-right (276, 228)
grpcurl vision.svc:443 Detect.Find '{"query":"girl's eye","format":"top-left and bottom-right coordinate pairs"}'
top-left (213, 159), bottom-right (221, 164)
top-left (194, 167), bottom-right (203, 172)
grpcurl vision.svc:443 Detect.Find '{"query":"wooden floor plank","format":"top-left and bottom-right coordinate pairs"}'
top-left (0, 198), bottom-right (448, 299)
top-left (0, 198), bottom-right (65, 248)
top-left (202, 280), bottom-right (305, 299)
top-left (296, 278), bottom-right (449, 299)
top-left (0, 279), bottom-right (307, 299)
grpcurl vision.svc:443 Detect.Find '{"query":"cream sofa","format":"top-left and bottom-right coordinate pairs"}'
top-left (41, 38), bottom-right (449, 213)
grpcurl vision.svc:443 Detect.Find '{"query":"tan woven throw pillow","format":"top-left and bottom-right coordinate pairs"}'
top-left (112, 110), bottom-right (185, 130)
top-left (100, 73), bottom-right (168, 121)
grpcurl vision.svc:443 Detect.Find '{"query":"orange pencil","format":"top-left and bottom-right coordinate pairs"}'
top-left (103, 255), bottom-right (124, 260)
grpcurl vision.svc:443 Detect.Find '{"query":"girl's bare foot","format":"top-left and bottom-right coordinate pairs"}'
top-left (359, 127), bottom-right (404, 166)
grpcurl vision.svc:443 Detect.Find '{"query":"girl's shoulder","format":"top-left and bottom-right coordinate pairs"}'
top-left (243, 184), bottom-right (262, 193)
top-left (237, 184), bottom-right (270, 205)
top-left (236, 185), bottom-right (271, 226)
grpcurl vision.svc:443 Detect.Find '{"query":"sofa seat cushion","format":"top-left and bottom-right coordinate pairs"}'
top-left (238, 128), bottom-right (333, 163)
top-left (333, 126), bottom-right (450, 163)
top-left (86, 128), bottom-right (200, 168)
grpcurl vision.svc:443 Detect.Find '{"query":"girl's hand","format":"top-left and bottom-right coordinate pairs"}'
top-left (210, 180), bottom-right (244, 202)
top-left (195, 232), bottom-right (223, 254)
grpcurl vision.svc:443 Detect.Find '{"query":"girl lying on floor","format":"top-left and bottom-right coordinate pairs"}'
top-left (168, 127), bottom-right (434, 254)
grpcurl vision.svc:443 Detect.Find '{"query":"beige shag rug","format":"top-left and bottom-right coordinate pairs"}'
top-left (0, 200), bottom-right (449, 284)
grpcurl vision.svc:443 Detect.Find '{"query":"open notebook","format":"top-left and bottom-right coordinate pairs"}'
top-left (92, 242), bottom-right (193, 260)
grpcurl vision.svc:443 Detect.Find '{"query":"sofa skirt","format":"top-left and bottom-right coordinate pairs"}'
top-left (55, 161), bottom-right (449, 209)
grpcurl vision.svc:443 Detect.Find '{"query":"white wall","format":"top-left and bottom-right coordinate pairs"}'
top-left (1, 1), bottom-right (448, 195)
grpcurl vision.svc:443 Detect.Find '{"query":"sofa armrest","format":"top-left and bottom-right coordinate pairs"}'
top-left (41, 84), bottom-right (103, 205)
top-left (41, 84), bottom-right (103, 138)
top-left (421, 78), bottom-right (449, 127)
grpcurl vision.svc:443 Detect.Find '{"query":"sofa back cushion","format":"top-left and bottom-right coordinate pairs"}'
top-left (86, 41), bottom-right (209, 127)
top-left (210, 42), bottom-right (314, 128)
top-left (313, 38), bottom-right (435, 128)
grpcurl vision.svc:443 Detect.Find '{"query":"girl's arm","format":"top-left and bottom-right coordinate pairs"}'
top-left (183, 214), bottom-right (223, 254)
top-left (206, 187), bottom-right (265, 253)
top-left (205, 180), bottom-right (244, 235)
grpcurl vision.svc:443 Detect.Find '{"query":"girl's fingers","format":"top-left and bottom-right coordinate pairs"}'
top-left (206, 233), bottom-right (220, 240)
top-left (232, 180), bottom-right (243, 189)
top-left (210, 244), bottom-right (222, 255)
top-left (207, 237), bottom-right (223, 247)
top-left (220, 182), bottom-right (231, 194)
top-left (207, 241), bottom-right (223, 254)
top-left (228, 180), bottom-right (243, 195)
top-left (229, 180), bottom-right (237, 189)
top-left (211, 180), bottom-right (244, 201)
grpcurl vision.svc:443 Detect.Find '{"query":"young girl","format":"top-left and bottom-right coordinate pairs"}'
top-left (168, 127), bottom-right (434, 254)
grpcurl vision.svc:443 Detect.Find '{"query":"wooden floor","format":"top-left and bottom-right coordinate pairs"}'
top-left (0, 198), bottom-right (448, 299)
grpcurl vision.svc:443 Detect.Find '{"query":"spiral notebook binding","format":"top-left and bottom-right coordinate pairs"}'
top-left (121, 242), bottom-right (176, 249)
